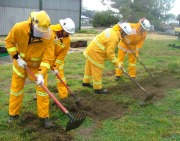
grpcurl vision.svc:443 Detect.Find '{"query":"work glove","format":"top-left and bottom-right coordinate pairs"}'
top-left (52, 69), bottom-right (58, 75)
top-left (117, 63), bottom-right (122, 69)
top-left (36, 74), bottom-right (44, 86)
top-left (16, 55), bottom-right (27, 69)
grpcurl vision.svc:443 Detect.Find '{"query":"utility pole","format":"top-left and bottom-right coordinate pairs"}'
top-left (39, 0), bottom-right (42, 10)
top-left (79, 0), bottom-right (82, 31)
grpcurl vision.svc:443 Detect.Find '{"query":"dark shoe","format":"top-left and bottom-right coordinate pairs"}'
top-left (41, 118), bottom-right (53, 129)
top-left (114, 76), bottom-right (121, 81)
top-left (82, 83), bottom-right (93, 88)
top-left (7, 115), bottom-right (19, 124)
top-left (33, 95), bottom-right (37, 100)
top-left (95, 89), bottom-right (109, 94)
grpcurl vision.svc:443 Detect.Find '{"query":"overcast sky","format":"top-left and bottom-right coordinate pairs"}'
top-left (82, 0), bottom-right (180, 16)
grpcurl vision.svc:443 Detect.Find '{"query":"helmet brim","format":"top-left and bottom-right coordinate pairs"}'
top-left (140, 21), bottom-right (150, 31)
top-left (59, 19), bottom-right (75, 34)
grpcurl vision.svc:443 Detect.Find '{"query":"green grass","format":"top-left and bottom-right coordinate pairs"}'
top-left (78, 89), bottom-right (180, 141)
top-left (0, 36), bottom-right (180, 140)
top-left (77, 29), bottom-right (99, 34)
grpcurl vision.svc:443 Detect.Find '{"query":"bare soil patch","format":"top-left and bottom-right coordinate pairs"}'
top-left (14, 70), bottom-right (180, 140)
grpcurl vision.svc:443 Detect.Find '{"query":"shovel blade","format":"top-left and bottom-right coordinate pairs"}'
top-left (144, 94), bottom-right (155, 102)
top-left (65, 114), bottom-right (86, 132)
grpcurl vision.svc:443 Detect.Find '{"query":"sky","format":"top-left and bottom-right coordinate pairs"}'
top-left (82, 0), bottom-right (180, 16)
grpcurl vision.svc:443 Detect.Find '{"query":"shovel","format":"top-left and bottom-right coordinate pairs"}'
top-left (53, 72), bottom-right (81, 105)
top-left (25, 66), bottom-right (86, 132)
top-left (120, 67), bottom-right (155, 102)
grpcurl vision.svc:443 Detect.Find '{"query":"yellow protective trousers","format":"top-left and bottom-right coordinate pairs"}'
top-left (116, 49), bottom-right (137, 77)
top-left (9, 65), bottom-right (49, 118)
top-left (83, 59), bottom-right (103, 89)
top-left (56, 69), bottom-right (68, 99)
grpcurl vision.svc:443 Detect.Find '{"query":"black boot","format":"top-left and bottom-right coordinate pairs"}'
top-left (94, 89), bottom-right (109, 94)
top-left (7, 115), bottom-right (19, 124)
top-left (41, 118), bottom-right (53, 129)
top-left (33, 95), bottom-right (37, 100)
top-left (114, 76), bottom-right (121, 81)
top-left (82, 83), bottom-right (93, 88)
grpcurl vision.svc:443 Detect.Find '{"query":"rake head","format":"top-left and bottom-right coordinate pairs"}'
top-left (75, 97), bottom-right (82, 106)
top-left (144, 93), bottom-right (155, 102)
top-left (65, 114), bottom-right (86, 132)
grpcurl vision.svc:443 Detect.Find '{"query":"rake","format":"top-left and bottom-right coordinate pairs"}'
top-left (25, 66), bottom-right (86, 132)
top-left (53, 71), bottom-right (81, 105)
top-left (120, 67), bottom-right (155, 102)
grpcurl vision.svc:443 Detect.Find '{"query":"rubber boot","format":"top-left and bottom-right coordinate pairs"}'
top-left (94, 89), bottom-right (109, 94)
top-left (114, 76), bottom-right (121, 81)
top-left (82, 83), bottom-right (93, 88)
top-left (7, 115), bottom-right (19, 124)
top-left (33, 95), bottom-right (37, 100)
top-left (41, 118), bottom-right (53, 129)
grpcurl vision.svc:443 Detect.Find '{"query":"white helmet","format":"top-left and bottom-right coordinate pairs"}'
top-left (59, 18), bottom-right (75, 34)
top-left (118, 23), bottom-right (132, 35)
top-left (139, 18), bottom-right (150, 31)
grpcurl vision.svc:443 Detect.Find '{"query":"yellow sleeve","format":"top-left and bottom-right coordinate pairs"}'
top-left (38, 38), bottom-right (55, 75)
top-left (106, 36), bottom-right (119, 67)
top-left (5, 24), bottom-right (19, 58)
top-left (54, 42), bottom-right (70, 70)
top-left (136, 32), bottom-right (147, 49)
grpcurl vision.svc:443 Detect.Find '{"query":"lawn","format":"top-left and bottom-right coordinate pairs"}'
top-left (0, 32), bottom-right (180, 141)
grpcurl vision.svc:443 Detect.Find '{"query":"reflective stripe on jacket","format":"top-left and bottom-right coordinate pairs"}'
top-left (50, 25), bottom-right (70, 70)
top-left (5, 21), bottom-right (54, 75)
top-left (118, 22), bottom-right (147, 51)
top-left (83, 27), bottom-right (121, 68)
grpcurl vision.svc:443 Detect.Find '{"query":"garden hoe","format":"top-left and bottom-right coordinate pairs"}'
top-left (119, 67), bottom-right (155, 102)
top-left (127, 46), bottom-right (157, 83)
top-left (53, 72), bottom-right (81, 105)
top-left (25, 66), bottom-right (86, 132)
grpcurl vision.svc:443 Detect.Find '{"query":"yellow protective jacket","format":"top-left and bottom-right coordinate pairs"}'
top-left (50, 25), bottom-right (70, 70)
top-left (83, 24), bottom-right (122, 68)
top-left (118, 22), bottom-right (147, 53)
top-left (5, 21), bottom-right (54, 75)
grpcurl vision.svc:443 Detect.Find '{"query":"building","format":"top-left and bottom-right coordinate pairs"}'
top-left (0, 0), bottom-right (82, 35)
top-left (81, 15), bottom-right (90, 24)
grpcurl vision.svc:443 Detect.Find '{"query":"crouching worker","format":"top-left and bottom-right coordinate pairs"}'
top-left (5, 11), bottom-right (54, 129)
top-left (50, 18), bottom-right (75, 100)
top-left (115, 18), bottom-right (150, 80)
top-left (82, 23), bottom-right (132, 94)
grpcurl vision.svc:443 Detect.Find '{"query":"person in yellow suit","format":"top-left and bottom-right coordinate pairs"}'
top-left (5, 11), bottom-right (54, 128)
top-left (115, 18), bottom-right (150, 80)
top-left (82, 23), bottom-right (132, 94)
top-left (50, 18), bottom-right (75, 100)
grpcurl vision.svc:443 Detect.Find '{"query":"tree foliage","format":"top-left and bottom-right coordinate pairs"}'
top-left (92, 11), bottom-right (119, 27)
top-left (101, 0), bottom-right (175, 31)
top-left (82, 7), bottom-right (96, 19)
top-left (177, 14), bottom-right (180, 26)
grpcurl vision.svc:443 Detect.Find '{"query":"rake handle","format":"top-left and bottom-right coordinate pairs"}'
top-left (55, 73), bottom-right (73, 94)
top-left (126, 46), bottom-right (156, 82)
top-left (136, 57), bottom-right (156, 82)
top-left (25, 67), bottom-right (69, 114)
top-left (54, 72), bottom-right (78, 100)
top-left (120, 68), bottom-right (149, 96)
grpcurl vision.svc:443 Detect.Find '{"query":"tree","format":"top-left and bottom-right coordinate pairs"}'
top-left (81, 7), bottom-right (96, 19)
top-left (93, 11), bottom-right (119, 27)
top-left (177, 14), bottom-right (180, 26)
top-left (101, 0), bottom-right (175, 31)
